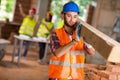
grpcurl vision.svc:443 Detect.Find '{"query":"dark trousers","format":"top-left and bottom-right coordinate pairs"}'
top-left (17, 41), bottom-right (30, 57)
top-left (49, 78), bottom-right (58, 80)
top-left (39, 42), bottom-right (46, 59)
top-left (23, 41), bottom-right (30, 57)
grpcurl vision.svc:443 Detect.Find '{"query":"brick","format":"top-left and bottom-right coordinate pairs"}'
top-left (85, 64), bottom-right (98, 73)
top-left (1, 23), bottom-right (20, 39)
top-left (106, 64), bottom-right (120, 73)
top-left (87, 72), bottom-right (100, 80)
top-left (97, 65), bottom-right (106, 70)
top-left (118, 75), bottom-right (120, 80)
top-left (97, 70), bottom-right (117, 80)
top-left (115, 63), bottom-right (120, 66)
top-left (101, 77), bottom-right (108, 80)
top-left (13, 0), bottom-right (31, 23)
top-left (85, 64), bottom-right (98, 68)
top-left (85, 66), bottom-right (98, 74)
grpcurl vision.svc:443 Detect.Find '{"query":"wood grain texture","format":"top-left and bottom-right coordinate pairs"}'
top-left (79, 19), bottom-right (120, 63)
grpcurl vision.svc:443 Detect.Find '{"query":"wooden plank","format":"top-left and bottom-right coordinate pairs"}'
top-left (79, 19), bottom-right (120, 63)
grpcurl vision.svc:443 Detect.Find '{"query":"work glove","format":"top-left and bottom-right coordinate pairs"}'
top-left (76, 23), bottom-right (83, 41)
top-left (83, 37), bottom-right (93, 48)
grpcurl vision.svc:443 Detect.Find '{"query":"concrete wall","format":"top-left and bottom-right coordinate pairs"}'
top-left (86, 0), bottom-right (120, 64)
top-left (92, 0), bottom-right (120, 37)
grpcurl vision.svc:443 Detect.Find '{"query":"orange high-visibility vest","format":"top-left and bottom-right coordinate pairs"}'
top-left (49, 28), bottom-right (85, 80)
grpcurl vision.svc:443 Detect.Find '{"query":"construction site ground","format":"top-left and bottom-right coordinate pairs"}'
top-left (0, 44), bottom-right (48, 80)
top-left (1, 43), bottom-right (116, 80)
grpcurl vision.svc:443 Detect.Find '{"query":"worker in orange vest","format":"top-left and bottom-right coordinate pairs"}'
top-left (49, 1), bottom-right (95, 80)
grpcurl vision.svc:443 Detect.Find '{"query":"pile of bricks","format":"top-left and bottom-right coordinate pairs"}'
top-left (85, 63), bottom-right (120, 80)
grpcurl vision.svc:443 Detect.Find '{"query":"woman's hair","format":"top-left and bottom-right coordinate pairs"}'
top-left (46, 11), bottom-right (53, 22)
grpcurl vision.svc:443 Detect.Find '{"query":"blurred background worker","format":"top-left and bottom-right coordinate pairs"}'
top-left (16, 3), bottom-right (39, 58)
top-left (37, 11), bottom-right (54, 64)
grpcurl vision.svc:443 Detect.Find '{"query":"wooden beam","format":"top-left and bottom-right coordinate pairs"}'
top-left (79, 19), bottom-right (120, 63)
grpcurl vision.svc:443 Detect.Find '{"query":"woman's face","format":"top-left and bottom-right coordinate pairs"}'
top-left (45, 13), bottom-right (50, 21)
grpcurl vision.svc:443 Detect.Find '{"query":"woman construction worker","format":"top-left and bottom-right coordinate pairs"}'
top-left (49, 1), bottom-right (95, 80)
top-left (37, 11), bottom-right (54, 64)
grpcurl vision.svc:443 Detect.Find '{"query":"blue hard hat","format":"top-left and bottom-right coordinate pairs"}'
top-left (62, 1), bottom-right (80, 14)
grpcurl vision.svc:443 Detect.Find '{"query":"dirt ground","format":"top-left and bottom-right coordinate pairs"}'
top-left (0, 44), bottom-right (49, 80)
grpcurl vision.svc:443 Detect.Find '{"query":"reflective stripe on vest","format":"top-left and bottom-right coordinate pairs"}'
top-left (69, 50), bottom-right (85, 55)
top-left (50, 60), bottom-right (70, 66)
top-left (19, 25), bottom-right (33, 36)
top-left (50, 50), bottom-right (84, 68)
top-left (50, 60), bottom-right (84, 68)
